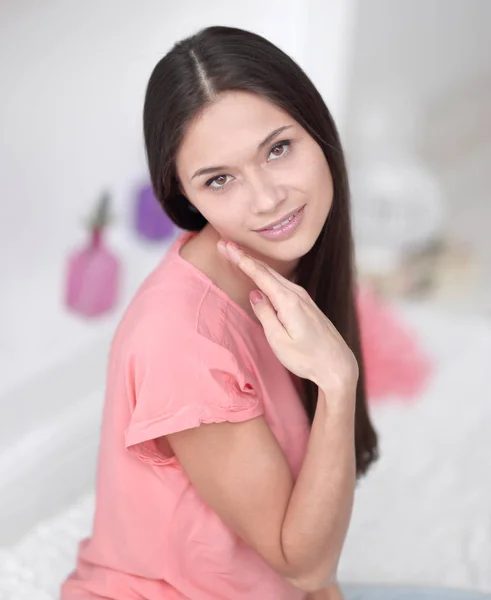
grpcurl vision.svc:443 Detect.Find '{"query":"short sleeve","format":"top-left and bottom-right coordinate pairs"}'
top-left (124, 319), bottom-right (264, 464)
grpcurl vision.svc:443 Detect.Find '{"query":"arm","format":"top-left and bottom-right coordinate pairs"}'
top-left (166, 384), bottom-right (355, 591)
top-left (165, 241), bottom-right (358, 591)
top-left (282, 388), bottom-right (355, 590)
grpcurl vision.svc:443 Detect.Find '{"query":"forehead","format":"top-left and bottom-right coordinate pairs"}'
top-left (176, 91), bottom-right (293, 174)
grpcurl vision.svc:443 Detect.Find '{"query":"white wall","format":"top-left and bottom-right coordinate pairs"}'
top-left (346, 0), bottom-right (491, 117)
top-left (344, 0), bottom-right (491, 164)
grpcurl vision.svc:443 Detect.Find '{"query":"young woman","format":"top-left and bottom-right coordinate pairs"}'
top-left (62, 25), bottom-right (378, 600)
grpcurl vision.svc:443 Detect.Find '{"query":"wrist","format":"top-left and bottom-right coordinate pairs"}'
top-left (317, 384), bottom-right (356, 420)
top-left (318, 378), bottom-right (357, 403)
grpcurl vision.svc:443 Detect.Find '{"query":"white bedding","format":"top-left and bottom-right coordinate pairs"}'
top-left (1, 301), bottom-right (490, 599)
top-left (339, 303), bottom-right (491, 592)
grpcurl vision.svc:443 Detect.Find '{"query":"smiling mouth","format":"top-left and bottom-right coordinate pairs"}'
top-left (255, 206), bottom-right (305, 231)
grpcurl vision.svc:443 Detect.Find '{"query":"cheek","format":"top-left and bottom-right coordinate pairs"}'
top-left (291, 145), bottom-right (330, 189)
top-left (310, 151), bottom-right (332, 184)
top-left (198, 202), bottom-right (245, 236)
top-left (320, 164), bottom-right (334, 197)
top-left (307, 151), bottom-right (333, 201)
top-left (301, 157), bottom-right (334, 221)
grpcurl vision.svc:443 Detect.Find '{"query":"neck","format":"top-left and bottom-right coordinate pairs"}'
top-left (195, 225), bottom-right (299, 322)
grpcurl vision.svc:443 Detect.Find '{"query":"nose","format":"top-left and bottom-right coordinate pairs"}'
top-left (247, 170), bottom-right (285, 214)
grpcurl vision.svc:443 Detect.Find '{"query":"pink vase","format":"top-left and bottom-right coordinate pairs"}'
top-left (65, 229), bottom-right (120, 318)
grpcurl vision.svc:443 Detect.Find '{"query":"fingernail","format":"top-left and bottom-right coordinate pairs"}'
top-left (250, 290), bottom-right (263, 305)
top-left (226, 243), bottom-right (242, 265)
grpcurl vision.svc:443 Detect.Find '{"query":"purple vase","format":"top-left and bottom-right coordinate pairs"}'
top-left (65, 229), bottom-right (120, 318)
top-left (135, 184), bottom-right (175, 241)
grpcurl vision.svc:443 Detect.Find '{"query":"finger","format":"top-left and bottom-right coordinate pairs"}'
top-left (249, 290), bottom-right (289, 341)
top-left (223, 241), bottom-right (310, 303)
top-left (247, 259), bottom-right (311, 336)
top-left (221, 242), bottom-right (291, 311)
top-left (220, 241), bottom-right (307, 299)
top-left (252, 258), bottom-right (309, 300)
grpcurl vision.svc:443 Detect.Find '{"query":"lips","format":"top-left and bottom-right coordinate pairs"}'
top-left (255, 206), bottom-right (305, 232)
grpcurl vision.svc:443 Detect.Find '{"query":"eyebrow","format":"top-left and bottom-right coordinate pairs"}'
top-left (190, 125), bottom-right (293, 181)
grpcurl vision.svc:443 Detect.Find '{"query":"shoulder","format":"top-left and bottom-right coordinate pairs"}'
top-left (111, 233), bottom-right (260, 372)
top-left (120, 276), bottom-right (230, 356)
top-left (121, 269), bottom-right (261, 412)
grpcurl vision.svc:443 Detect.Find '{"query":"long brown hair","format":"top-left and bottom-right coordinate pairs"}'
top-left (143, 26), bottom-right (378, 477)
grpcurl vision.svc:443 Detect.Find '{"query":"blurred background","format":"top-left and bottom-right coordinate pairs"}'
top-left (0, 0), bottom-right (490, 597)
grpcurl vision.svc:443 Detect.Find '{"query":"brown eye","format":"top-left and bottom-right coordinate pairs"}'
top-left (268, 140), bottom-right (291, 161)
top-left (206, 174), bottom-right (232, 190)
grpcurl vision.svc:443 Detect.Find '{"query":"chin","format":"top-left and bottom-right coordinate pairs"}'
top-left (257, 229), bottom-right (319, 264)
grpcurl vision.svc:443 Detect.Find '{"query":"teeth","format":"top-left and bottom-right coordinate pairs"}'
top-left (270, 211), bottom-right (297, 230)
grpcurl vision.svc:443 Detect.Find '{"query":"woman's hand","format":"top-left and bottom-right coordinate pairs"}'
top-left (217, 240), bottom-right (358, 394)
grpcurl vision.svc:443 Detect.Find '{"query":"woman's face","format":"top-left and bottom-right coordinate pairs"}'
top-left (175, 91), bottom-right (333, 268)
